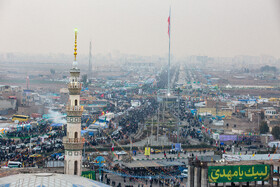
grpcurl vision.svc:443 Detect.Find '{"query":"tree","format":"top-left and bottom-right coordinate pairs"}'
top-left (259, 121), bottom-right (269, 134)
top-left (260, 65), bottom-right (277, 73)
top-left (50, 69), bottom-right (55, 75)
top-left (272, 126), bottom-right (280, 140)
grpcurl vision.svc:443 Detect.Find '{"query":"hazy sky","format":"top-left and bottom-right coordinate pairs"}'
top-left (1, 0), bottom-right (280, 58)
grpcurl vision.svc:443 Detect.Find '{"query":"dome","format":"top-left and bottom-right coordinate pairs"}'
top-left (0, 173), bottom-right (110, 187)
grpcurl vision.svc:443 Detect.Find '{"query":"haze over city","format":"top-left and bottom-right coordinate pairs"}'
top-left (1, 1), bottom-right (280, 186)
top-left (1, 0), bottom-right (280, 58)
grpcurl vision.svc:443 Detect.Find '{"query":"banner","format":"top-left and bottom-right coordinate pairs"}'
top-left (81, 171), bottom-right (96, 180)
top-left (208, 165), bottom-right (270, 183)
top-left (175, 143), bottom-right (181, 151)
top-left (144, 147), bottom-right (150, 156)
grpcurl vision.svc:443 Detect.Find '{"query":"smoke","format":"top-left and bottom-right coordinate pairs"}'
top-left (48, 109), bottom-right (67, 124)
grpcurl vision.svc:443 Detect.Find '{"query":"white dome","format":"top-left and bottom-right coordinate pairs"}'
top-left (0, 173), bottom-right (109, 187)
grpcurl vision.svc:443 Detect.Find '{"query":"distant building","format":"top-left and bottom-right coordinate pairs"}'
top-left (0, 97), bottom-right (17, 115)
top-left (60, 88), bottom-right (69, 104)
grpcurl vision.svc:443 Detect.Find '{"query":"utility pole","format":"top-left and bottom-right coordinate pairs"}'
top-left (258, 112), bottom-right (260, 132)
top-left (157, 108), bottom-right (159, 142)
top-left (83, 141), bottom-right (86, 162)
top-left (177, 88), bottom-right (180, 143)
top-left (257, 103), bottom-right (260, 132)
top-left (162, 102), bottom-right (165, 124)
top-left (167, 7), bottom-right (171, 96)
top-left (130, 136), bottom-right (132, 163)
top-left (151, 117), bottom-right (154, 146)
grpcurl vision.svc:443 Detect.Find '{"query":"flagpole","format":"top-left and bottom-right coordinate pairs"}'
top-left (167, 7), bottom-right (171, 96)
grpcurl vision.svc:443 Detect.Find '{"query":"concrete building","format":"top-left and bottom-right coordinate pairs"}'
top-left (59, 88), bottom-right (69, 104)
top-left (63, 29), bottom-right (83, 176)
top-left (0, 98), bottom-right (17, 115)
top-left (17, 105), bottom-right (44, 116)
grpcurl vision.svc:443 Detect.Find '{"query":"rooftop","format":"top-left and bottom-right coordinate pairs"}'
top-left (0, 173), bottom-right (110, 187)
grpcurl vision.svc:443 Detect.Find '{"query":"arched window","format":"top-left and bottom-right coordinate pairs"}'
top-left (75, 99), bottom-right (78, 106)
top-left (74, 132), bottom-right (78, 139)
top-left (74, 160), bottom-right (78, 175)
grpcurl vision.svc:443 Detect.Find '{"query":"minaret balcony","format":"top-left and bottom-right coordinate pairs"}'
top-left (66, 105), bottom-right (83, 116)
top-left (63, 137), bottom-right (84, 150)
top-left (68, 83), bottom-right (82, 95)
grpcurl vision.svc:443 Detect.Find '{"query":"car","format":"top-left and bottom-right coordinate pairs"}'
top-left (151, 149), bottom-right (161, 154)
top-left (45, 141), bottom-right (52, 146)
top-left (33, 146), bottom-right (41, 151)
top-left (26, 143), bottom-right (34, 148)
top-left (8, 153), bottom-right (15, 158)
top-left (8, 161), bottom-right (22, 168)
top-left (16, 145), bottom-right (21, 149)
top-left (44, 145), bottom-right (53, 152)
top-left (54, 144), bottom-right (62, 148)
top-left (115, 151), bottom-right (127, 155)
top-left (0, 117), bottom-right (8, 120)
top-left (55, 139), bottom-right (62, 143)
top-left (30, 154), bottom-right (42, 158)
top-left (248, 145), bottom-right (258, 149)
top-left (111, 130), bottom-right (119, 136)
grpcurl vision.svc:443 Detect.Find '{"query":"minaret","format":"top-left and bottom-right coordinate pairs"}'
top-left (63, 28), bottom-right (83, 176)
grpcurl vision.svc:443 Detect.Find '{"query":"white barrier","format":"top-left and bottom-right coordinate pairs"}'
top-left (223, 154), bottom-right (280, 161)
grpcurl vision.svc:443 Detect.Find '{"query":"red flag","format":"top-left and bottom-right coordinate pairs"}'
top-left (168, 16), bottom-right (170, 37)
top-left (111, 144), bottom-right (114, 152)
top-left (168, 7), bottom-right (171, 37)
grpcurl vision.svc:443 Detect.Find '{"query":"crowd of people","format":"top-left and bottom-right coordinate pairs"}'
top-left (0, 121), bottom-right (66, 167)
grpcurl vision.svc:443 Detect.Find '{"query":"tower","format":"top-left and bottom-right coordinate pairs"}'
top-left (63, 28), bottom-right (83, 176)
top-left (88, 41), bottom-right (92, 78)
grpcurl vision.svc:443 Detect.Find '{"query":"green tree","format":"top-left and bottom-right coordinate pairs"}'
top-left (259, 121), bottom-right (269, 134)
top-left (272, 126), bottom-right (280, 140)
